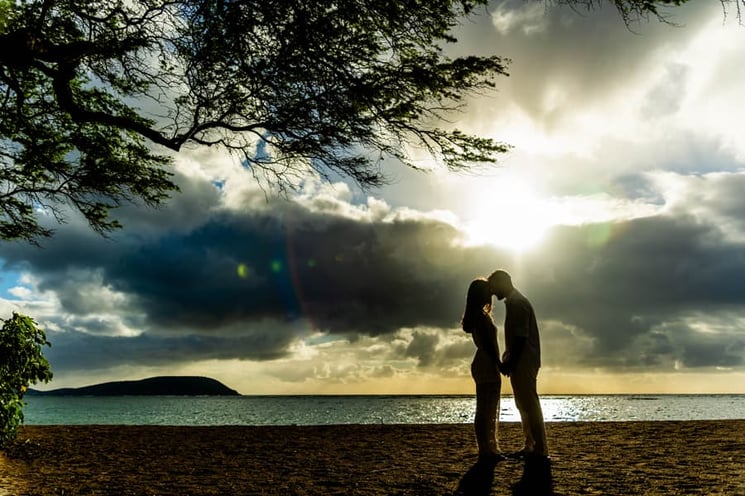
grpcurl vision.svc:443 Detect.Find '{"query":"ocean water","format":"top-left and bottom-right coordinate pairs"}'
top-left (22, 394), bottom-right (745, 426)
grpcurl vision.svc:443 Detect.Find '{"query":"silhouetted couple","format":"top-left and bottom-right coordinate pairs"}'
top-left (461, 270), bottom-right (549, 466)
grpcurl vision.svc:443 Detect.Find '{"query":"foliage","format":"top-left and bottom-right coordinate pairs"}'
top-left (0, 0), bottom-right (512, 242)
top-left (0, 313), bottom-right (53, 446)
top-left (0, 0), bottom-right (728, 242)
top-left (560, 0), bottom-right (688, 23)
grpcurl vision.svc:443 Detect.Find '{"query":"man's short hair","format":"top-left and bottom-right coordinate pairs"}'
top-left (488, 270), bottom-right (511, 284)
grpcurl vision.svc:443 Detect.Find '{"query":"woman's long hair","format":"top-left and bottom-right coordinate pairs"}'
top-left (461, 278), bottom-right (492, 333)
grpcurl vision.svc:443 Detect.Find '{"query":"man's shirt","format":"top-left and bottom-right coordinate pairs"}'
top-left (504, 289), bottom-right (541, 368)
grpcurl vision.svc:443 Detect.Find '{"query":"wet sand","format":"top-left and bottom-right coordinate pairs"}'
top-left (1, 420), bottom-right (744, 495)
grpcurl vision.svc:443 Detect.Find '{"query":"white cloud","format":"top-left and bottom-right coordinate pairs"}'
top-left (491, 2), bottom-right (548, 36)
top-left (7, 286), bottom-right (32, 300)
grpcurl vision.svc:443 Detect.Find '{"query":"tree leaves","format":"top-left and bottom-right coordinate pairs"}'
top-left (0, 313), bottom-right (53, 445)
top-left (0, 0), bottom-right (711, 242)
top-left (0, 0), bottom-right (510, 241)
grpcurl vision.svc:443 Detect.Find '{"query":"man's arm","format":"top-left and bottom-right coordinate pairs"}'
top-left (503, 299), bottom-right (530, 375)
top-left (501, 337), bottom-right (525, 376)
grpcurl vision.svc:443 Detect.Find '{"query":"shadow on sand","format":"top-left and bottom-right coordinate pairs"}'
top-left (454, 458), bottom-right (499, 496)
top-left (511, 456), bottom-right (554, 496)
top-left (454, 456), bottom-right (554, 496)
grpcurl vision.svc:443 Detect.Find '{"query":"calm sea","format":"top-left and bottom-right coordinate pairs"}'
top-left (22, 394), bottom-right (745, 426)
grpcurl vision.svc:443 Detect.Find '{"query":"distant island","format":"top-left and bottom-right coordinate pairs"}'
top-left (27, 376), bottom-right (240, 396)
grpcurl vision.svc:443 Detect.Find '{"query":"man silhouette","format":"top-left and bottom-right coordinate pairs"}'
top-left (487, 270), bottom-right (548, 460)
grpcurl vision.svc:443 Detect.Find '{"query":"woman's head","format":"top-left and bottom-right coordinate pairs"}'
top-left (461, 278), bottom-right (492, 333)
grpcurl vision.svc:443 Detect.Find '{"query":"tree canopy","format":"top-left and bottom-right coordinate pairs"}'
top-left (0, 0), bottom-right (715, 242)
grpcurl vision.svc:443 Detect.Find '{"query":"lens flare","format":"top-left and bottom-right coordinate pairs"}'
top-left (236, 263), bottom-right (250, 278)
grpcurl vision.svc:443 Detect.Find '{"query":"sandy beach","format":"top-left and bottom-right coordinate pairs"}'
top-left (1, 420), bottom-right (744, 495)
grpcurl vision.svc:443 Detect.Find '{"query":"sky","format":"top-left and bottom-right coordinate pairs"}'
top-left (2, 0), bottom-right (745, 395)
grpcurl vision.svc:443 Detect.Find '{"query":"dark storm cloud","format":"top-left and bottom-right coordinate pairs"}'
top-left (4, 168), bottom-right (745, 373)
top-left (0, 187), bottom-right (504, 371)
top-left (98, 206), bottom-right (495, 335)
top-left (521, 212), bottom-right (745, 369)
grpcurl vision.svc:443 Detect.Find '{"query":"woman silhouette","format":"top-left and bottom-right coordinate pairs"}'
top-left (461, 278), bottom-right (504, 462)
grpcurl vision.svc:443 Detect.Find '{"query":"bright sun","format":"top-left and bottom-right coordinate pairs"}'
top-left (461, 179), bottom-right (555, 252)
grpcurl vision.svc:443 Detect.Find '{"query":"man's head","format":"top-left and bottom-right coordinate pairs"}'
top-left (487, 270), bottom-right (513, 300)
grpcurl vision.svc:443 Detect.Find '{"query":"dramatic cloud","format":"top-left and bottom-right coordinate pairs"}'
top-left (0, 167), bottom-right (505, 376)
top-left (1, 1), bottom-right (744, 393)
top-left (3, 166), bottom-right (745, 383)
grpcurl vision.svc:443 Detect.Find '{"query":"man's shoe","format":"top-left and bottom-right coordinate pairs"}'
top-left (525, 453), bottom-right (551, 464)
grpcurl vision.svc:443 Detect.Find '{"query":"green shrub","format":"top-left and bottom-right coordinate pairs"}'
top-left (0, 313), bottom-right (53, 445)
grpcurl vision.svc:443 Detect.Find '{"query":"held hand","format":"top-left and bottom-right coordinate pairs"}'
top-left (500, 360), bottom-right (512, 376)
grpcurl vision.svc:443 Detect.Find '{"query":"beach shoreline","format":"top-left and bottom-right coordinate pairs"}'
top-left (2, 420), bottom-right (744, 495)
